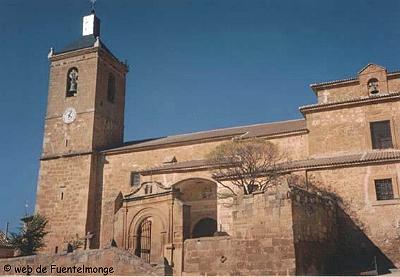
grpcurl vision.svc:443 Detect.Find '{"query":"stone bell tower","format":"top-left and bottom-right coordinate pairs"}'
top-left (35, 10), bottom-right (128, 253)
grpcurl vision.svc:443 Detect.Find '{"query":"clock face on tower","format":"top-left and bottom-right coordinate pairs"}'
top-left (62, 107), bottom-right (77, 124)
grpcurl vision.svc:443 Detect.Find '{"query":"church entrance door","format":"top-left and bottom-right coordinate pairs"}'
top-left (135, 218), bottom-right (152, 263)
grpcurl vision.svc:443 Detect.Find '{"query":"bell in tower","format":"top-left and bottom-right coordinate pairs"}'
top-left (368, 78), bottom-right (379, 95)
top-left (66, 68), bottom-right (78, 97)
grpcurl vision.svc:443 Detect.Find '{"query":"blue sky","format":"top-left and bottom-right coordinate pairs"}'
top-left (1, 0), bottom-right (400, 231)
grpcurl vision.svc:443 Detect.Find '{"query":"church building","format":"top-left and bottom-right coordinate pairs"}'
top-left (35, 11), bottom-right (400, 275)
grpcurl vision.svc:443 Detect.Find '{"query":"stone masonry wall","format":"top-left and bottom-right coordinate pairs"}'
top-left (290, 187), bottom-right (337, 275)
top-left (184, 191), bottom-right (297, 275)
top-left (0, 247), bottom-right (163, 276)
top-left (309, 164), bottom-right (400, 273)
top-left (36, 155), bottom-right (96, 254)
top-left (92, 50), bottom-right (127, 150)
top-left (183, 188), bottom-right (338, 276)
top-left (306, 100), bottom-right (400, 156)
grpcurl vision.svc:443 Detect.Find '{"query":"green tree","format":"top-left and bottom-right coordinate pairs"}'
top-left (10, 214), bottom-right (48, 256)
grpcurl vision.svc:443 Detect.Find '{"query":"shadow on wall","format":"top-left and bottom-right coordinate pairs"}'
top-left (330, 207), bottom-right (396, 275)
top-left (290, 178), bottom-right (397, 275)
top-left (163, 257), bottom-right (173, 276)
top-left (293, 203), bottom-right (396, 275)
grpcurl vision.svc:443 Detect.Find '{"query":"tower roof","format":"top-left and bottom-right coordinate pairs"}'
top-left (54, 35), bottom-right (112, 55)
top-left (102, 119), bottom-right (307, 154)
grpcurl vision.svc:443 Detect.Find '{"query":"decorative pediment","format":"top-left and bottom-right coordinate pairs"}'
top-left (358, 63), bottom-right (386, 75)
top-left (124, 181), bottom-right (171, 199)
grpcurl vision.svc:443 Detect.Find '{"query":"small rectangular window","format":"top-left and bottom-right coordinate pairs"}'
top-left (145, 185), bottom-right (152, 194)
top-left (59, 186), bottom-right (66, 201)
top-left (370, 120), bottom-right (393, 149)
top-left (107, 74), bottom-right (116, 103)
top-left (130, 172), bottom-right (141, 187)
top-left (375, 179), bottom-right (394, 200)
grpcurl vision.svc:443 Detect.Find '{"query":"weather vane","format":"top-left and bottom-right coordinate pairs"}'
top-left (89, 0), bottom-right (97, 13)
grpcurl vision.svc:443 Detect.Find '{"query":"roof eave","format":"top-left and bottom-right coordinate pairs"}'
top-left (299, 92), bottom-right (400, 115)
top-left (140, 151), bottom-right (400, 176)
top-left (49, 43), bottom-right (128, 72)
top-left (102, 129), bottom-right (308, 156)
top-left (310, 69), bottom-right (400, 93)
top-left (310, 78), bottom-right (359, 93)
top-left (286, 156), bottom-right (400, 172)
top-left (50, 47), bottom-right (98, 61)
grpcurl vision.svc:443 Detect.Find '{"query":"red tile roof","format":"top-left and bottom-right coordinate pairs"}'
top-left (300, 92), bottom-right (400, 113)
top-left (310, 76), bottom-right (358, 89)
top-left (310, 65), bottom-right (400, 90)
top-left (141, 159), bottom-right (212, 175)
top-left (285, 150), bottom-right (400, 170)
top-left (140, 150), bottom-right (400, 175)
top-left (104, 119), bottom-right (307, 154)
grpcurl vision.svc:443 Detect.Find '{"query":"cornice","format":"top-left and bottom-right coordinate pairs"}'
top-left (140, 163), bottom-right (214, 176)
top-left (50, 46), bottom-right (128, 73)
top-left (50, 47), bottom-right (98, 62)
top-left (40, 151), bottom-right (93, 161)
top-left (299, 92), bottom-right (400, 114)
top-left (123, 191), bottom-right (173, 202)
top-left (137, 150), bottom-right (400, 175)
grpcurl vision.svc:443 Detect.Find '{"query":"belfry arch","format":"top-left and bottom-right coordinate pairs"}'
top-left (173, 178), bottom-right (218, 239)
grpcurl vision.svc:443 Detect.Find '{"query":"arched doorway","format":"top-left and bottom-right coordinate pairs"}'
top-left (135, 218), bottom-right (152, 263)
top-left (128, 210), bottom-right (167, 265)
top-left (192, 217), bottom-right (217, 238)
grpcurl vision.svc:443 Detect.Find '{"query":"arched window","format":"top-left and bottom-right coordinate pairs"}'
top-left (66, 68), bottom-right (78, 97)
top-left (192, 217), bottom-right (217, 238)
top-left (135, 218), bottom-right (152, 263)
top-left (107, 73), bottom-right (116, 103)
top-left (368, 78), bottom-right (379, 95)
